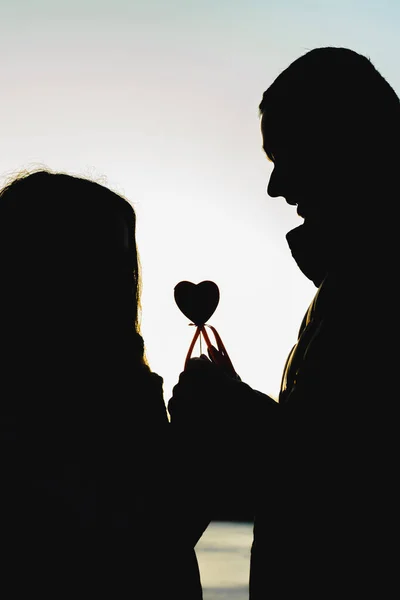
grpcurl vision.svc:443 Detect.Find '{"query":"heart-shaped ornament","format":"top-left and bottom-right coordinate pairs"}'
top-left (174, 280), bottom-right (220, 325)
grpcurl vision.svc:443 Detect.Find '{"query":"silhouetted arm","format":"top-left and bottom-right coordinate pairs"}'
top-left (168, 358), bottom-right (280, 526)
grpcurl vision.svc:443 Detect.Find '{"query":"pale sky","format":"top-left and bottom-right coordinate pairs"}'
top-left (1, 0), bottom-right (399, 403)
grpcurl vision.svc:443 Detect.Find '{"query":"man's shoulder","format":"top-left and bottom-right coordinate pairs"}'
top-left (312, 269), bottom-right (387, 322)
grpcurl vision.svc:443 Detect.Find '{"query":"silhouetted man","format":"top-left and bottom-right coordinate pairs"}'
top-left (169, 47), bottom-right (400, 598)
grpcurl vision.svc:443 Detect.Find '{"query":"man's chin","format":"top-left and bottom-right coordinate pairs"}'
top-left (286, 222), bottom-right (328, 287)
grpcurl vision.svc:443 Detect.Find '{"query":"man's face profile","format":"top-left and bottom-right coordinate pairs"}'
top-left (261, 111), bottom-right (337, 235)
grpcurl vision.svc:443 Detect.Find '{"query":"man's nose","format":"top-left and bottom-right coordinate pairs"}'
top-left (267, 167), bottom-right (283, 198)
top-left (267, 167), bottom-right (297, 206)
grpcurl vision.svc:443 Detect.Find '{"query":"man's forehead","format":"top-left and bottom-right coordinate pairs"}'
top-left (261, 108), bottom-right (318, 154)
top-left (260, 111), bottom-right (285, 155)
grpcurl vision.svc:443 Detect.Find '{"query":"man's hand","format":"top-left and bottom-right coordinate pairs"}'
top-left (168, 355), bottom-right (278, 455)
top-left (168, 357), bottom-right (279, 521)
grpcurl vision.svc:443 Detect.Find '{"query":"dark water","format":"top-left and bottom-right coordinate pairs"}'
top-left (195, 521), bottom-right (253, 600)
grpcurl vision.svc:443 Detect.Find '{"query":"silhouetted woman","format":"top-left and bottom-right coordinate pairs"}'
top-left (0, 170), bottom-right (202, 599)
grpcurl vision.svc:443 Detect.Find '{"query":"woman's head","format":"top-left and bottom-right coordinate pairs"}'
top-left (0, 169), bottom-right (146, 366)
top-left (260, 47), bottom-right (400, 224)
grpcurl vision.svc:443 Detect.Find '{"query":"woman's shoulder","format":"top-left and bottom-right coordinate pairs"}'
top-left (131, 365), bottom-right (169, 425)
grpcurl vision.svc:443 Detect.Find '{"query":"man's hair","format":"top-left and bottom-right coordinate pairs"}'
top-left (259, 46), bottom-right (400, 163)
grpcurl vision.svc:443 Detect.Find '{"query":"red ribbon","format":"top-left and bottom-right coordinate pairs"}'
top-left (184, 322), bottom-right (236, 377)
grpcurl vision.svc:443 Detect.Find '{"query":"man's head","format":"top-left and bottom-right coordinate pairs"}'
top-left (259, 47), bottom-right (400, 284)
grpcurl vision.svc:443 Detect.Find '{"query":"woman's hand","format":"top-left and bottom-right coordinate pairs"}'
top-left (168, 355), bottom-right (238, 429)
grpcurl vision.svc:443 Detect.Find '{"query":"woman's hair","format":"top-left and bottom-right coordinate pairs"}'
top-left (259, 47), bottom-right (400, 172)
top-left (0, 168), bottom-right (147, 366)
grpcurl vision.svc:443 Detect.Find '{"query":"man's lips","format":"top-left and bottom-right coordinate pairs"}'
top-left (296, 205), bottom-right (306, 218)
top-left (285, 198), bottom-right (307, 218)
